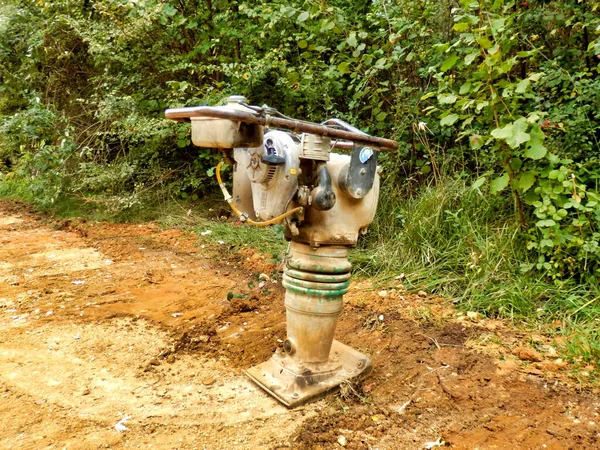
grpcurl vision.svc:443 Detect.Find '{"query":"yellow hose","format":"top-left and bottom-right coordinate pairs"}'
top-left (216, 162), bottom-right (302, 227)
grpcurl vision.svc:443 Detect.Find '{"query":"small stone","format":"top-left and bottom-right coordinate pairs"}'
top-left (258, 273), bottom-right (270, 281)
top-left (81, 388), bottom-right (91, 396)
top-left (337, 435), bottom-right (347, 447)
top-left (202, 378), bottom-right (215, 386)
top-left (378, 290), bottom-right (388, 298)
top-left (417, 290), bottom-right (428, 298)
top-left (546, 425), bottom-right (563, 437)
top-left (516, 346), bottom-right (543, 362)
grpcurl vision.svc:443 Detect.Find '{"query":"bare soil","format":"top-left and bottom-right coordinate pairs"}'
top-left (0, 200), bottom-right (598, 449)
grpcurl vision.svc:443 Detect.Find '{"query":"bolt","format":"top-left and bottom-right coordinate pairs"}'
top-left (356, 360), bottom-right (364, 369)
top-left (292, 392), bottom-right (299, 398)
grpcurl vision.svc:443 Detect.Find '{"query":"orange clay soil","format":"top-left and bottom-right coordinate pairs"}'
top-left (0, 200), bottom-right (598, 450)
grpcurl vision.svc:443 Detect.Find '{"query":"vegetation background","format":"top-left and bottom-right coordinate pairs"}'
top-left (1, 0), bottom-right (599, 365)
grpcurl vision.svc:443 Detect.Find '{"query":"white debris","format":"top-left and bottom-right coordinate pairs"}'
top-left (378, 314), bottom-right (384, 322)
top-left (104, 259), bottom-right (113, 265)
top-left (171, 312), bottom-right (182, 318)
top-left (395, 399), bottom-right (411, 415)
top-left (200, 230), bottom-right (212, 236)
top-left (424, 438), bottom-right (445, 449)
top-left (71, 280), bottom-right (85, 285)
top-left (217, 240), bottom-right (225, 245)
top-left (114, 415), bottom-right (131, 432)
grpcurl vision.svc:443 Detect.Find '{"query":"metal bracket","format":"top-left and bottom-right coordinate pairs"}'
top-left (338, 144), bottom-right (378, 199)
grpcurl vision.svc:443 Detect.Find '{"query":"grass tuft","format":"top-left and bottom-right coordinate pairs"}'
top-left (354, 177), bottom-right (600, 364)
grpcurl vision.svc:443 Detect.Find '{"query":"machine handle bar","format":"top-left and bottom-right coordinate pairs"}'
top-left (164, 106), bottom-right (398, 152)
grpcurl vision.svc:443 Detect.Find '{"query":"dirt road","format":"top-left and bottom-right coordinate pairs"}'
top-left (0, 200), bottom-right (598, 449)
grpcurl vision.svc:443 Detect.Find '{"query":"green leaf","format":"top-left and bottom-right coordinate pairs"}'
top-left (490, 174), bottom-right (510, 194)
top-left (536, 219), bottom-right (556, 228)
top-left (298, 40), bottom-right (308, 49)
top-left (491, 118), bottom-right (530, 148)
top-left (471, 176), bottom-right (487, 190)
top-left (524, 140), bottom-right (547, 160)
top-left (440, 54), bottom-right (459, 72)
top-left (464, 51), bottom-right (479, 65)
top-left (517, 50), bottom-right (537, 58)
top-left (375, 57), bottom-right (387, 69)
top-left (524, 124), bottom-right (547, 159)
top-left (490, 18), bottom-right (506, 33)
top-left (163, 4), bottom-right (177, 16)
top-left (510, 157), bottom-right (522, 171)
top-left (528, 72), bottom-right (544, 82)
top-left (517, 171), bottom-right (536, 192)
top-left (476, 36), bottom-right (493, 49)
top-left (524, 189), bottom-right (539, 205)
top-left (488, 45), bottom-right (500, 55)
top-left (297, 11), bottom-right (309, 23)
top-left (433, 43), bottom-right (450, 53)
top-left (347, 32), bottom-right (358, 47)
top-left (453, 22), bottom-right (469, 32)
top-left (337, 61), bottom-right (351, 74)
top-left (515, 79), bottom-right (530, 93)
top-left (320, 20), bottom-right (335, 32)
top-left (438, 93), bottom-right (457, 104)
top-left (459, 81), bottom-right (472, 95)
top-left (440, 113), bottom-right (459, 126)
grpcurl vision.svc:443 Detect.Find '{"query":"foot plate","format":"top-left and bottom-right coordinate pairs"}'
top-left (244, 340), bottom-right (372, 408)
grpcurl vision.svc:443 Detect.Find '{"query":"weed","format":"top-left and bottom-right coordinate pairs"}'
top-left (355, 177), bottom-right (600, 365)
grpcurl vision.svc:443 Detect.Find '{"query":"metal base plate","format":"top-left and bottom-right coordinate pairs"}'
top-left (244, 340), bottom-right (372, 408)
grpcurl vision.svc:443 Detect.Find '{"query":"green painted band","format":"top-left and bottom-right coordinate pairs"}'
top-left (284, 268), bottom-right (351, 283)
top-left (283, 274), bottom-right (350, 291)
top-left (282, 279), bottom-right (349, 297)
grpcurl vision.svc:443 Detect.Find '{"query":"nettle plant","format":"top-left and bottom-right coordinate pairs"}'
top-left (425, 0), bottom-right (600, 282)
